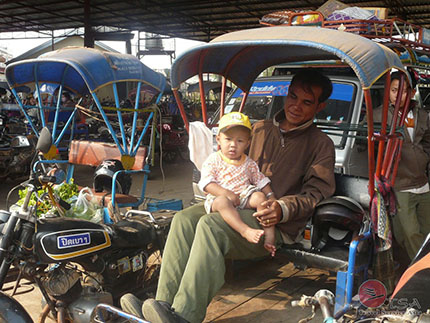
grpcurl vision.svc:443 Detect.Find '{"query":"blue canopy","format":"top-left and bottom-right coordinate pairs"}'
top-left (6, 47), bottom-right (166, 94)
top-left (171, 26), bottom-right (409, 91)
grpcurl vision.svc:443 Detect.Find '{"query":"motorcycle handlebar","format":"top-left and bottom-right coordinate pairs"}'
top-left (38, 169), bottom-right (65, 185)
top-left (58, 198), bottom-right (71, 210)
top-left (38, 175), bottom-right (57, 184)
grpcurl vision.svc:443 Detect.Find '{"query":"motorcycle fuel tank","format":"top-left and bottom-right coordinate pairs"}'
top-left (35, 218), bottom-right (112, 264)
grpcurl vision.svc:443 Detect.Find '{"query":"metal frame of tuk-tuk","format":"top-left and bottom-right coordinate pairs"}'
top-left (5, 47), bottom-right (167, 210)
top-left (170, 26), bottom-right (412, 318)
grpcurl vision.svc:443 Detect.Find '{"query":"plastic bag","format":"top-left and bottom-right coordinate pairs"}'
top-left (68, 187), bottom-right (103, 223)
top-left (329, 7), bottom-right (378, 20)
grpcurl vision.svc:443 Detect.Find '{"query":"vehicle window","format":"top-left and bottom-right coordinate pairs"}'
top-left (211, 80), bottom-right (357, 150)
top-left (218, 80), bottom-right (291, 124)
top-left (315, 83), bottom-right (356, 149)
top-left (225, 96), bottom-right (272, 120)
top-left (358, 87), bottom-right (385, 124)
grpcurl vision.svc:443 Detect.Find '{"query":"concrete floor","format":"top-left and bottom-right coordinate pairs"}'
top-left (0, 158), bottom-right (331, 322)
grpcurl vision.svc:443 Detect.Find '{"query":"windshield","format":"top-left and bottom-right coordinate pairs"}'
top-left (215, 79), bottom-right (357, 149)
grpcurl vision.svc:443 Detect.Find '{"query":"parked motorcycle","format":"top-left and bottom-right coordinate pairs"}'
top-left (0, 112), bottom-right (36, 180)
top-left (292, 234), bottom-right (430, 323)
top-left (158, 116), bottom-right (189, 163)
top-left (0, 127), bottom-right (172, 323)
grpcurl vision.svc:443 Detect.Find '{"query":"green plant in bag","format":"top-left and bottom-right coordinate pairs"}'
top-left (16, 180), bottom-right (79, 216)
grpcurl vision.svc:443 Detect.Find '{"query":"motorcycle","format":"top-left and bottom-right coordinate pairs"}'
top-left (0, 127), bottom-right (172, 323)
top-left (158, 116), bottom-right (189, 163)
top-left (0, 111), bottom-right (36, 180)
top-left (292, 234), bottom-right (430, 322)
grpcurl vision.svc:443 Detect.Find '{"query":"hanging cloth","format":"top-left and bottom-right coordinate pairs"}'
top-left (370, 176), bottom-right (397, 251)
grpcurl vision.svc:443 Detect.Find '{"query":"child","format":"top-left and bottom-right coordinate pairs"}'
top-left (199, 112), bottom-right (276, 256)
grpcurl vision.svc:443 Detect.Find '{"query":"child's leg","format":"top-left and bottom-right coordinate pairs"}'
top-left (247, 191), bottom-right (266, 211)
top-left (264, 226), bottom-right (276, 257)
top-left (212, 196), bottom-right (264, 244)
top-left (247, 192), bottom-right (276, 256)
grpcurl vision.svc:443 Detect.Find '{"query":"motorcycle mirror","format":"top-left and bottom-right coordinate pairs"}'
top-left (36, 127), bottom-right (52, 154)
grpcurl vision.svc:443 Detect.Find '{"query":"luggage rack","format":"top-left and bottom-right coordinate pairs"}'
top-left (261, 11), bottom-right (430, 67)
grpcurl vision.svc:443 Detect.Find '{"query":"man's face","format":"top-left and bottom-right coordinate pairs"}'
top-left (282, 81), bottom-right (325, 131)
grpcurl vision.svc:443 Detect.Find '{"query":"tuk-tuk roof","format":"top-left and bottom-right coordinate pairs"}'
top-left (171, 26), bottom-right (409, 91)
top-left (5, 47), bottom-right (166, 94)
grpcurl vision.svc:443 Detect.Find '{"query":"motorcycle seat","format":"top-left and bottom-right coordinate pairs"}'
top-left (68, 140), bottom-right (148, 209)
top-left (75, 185), bottom-right (138, 207)
top-left (111, 218), bottom-right (156, 248)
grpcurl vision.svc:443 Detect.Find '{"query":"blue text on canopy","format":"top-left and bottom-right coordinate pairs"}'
top-left (232, 81), bottom-right (354, 102)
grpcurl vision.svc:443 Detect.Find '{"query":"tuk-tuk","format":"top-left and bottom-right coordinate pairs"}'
top-left (5, 47), bottom-right (167, 210)
top-left (170, 26), bottom-right (413, 319)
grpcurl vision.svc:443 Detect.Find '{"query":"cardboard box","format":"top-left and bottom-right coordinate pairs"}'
top-left (362, 7), bottom-right (388, 19)
top-left (317, 0), bottom-right (349, 18)
top-left (422, 28), bottom-right (430, 45)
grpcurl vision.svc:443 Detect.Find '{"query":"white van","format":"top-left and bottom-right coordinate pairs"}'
top-left (192, 67), bottom-right (385, 203)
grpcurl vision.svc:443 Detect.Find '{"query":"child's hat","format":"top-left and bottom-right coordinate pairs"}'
top-left (218, 112), bottom-right (252, 133)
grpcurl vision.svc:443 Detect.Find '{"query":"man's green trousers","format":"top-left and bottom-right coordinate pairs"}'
top-left (156, 203), bottom-right (282, 323)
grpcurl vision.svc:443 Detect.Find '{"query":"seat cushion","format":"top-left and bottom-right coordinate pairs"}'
top-left (77, 186), bottom-right (138, 206)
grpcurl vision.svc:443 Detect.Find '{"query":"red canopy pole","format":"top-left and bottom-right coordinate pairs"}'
top-left (220, 77), bottom-right (227, 118)
top-left (375, 72), bottom-right (391, 178)
top-left (382, 74), bottom-right (406, 177)
top-left (387, 89), bottom-right (411, 185)
top-left (197, 50), bottom-right (209, 126)
top-left (390, 140), bottom-right (404, 186)
top-left (364, 89), bottom-right (375, 198)
top-left (173, 89), bottom-right (189, 133)
top-left (239, 91), bottom-right (249, 112)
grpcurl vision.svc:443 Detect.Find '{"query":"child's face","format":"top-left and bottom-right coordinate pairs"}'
top-left (216, 126), bottom-right (251, 160)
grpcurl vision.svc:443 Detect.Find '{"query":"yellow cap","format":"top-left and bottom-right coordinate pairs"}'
top-left (218, 112), bottom-right (252, 134)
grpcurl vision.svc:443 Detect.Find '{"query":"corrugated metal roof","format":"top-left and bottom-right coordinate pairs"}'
top-left (1, 1), bottom-right (430, 42)
top-left (6, 36), bottom-right (119, 64)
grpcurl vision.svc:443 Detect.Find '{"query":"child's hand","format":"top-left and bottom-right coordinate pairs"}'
top-left (225, 191), bottom-right (240, 206)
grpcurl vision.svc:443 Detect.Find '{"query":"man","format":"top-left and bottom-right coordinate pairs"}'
top-left (121, 69), bottom-right (336, 323)
top-left (374, 71), bottom-right (430, 260)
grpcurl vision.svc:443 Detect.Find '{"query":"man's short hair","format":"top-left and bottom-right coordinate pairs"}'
top-left (391, 69), bottom-right (417, 89)
top-left (291, 69), bottom-right (333, 103)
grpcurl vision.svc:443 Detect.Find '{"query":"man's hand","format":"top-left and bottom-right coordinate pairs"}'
top-left (253, 200), bottom-right (282, 227)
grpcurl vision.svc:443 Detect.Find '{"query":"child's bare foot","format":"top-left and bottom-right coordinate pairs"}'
top-left (264, 228), bottom-right (276, 256)
top-left (264, 243), bottom-right (276, 257)
top-left (241, 227), bottom-right (264, 243)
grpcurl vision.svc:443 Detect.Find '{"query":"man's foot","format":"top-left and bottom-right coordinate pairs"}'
top-left (143, 299), bottom-right (189, 323)
top-left (241, 227), bottom-right (264, 243)
top-left (120, 293), bottom-right (144, 318)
